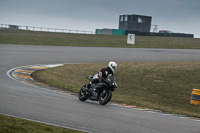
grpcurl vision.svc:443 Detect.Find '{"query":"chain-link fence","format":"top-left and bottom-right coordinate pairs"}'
top-left (0, 24), bottom-right (94, 34)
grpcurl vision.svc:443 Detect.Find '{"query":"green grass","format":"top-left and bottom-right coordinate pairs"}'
top-left (32, 62), bottom-right (200, 118)
top-left (0, 29), bottom-right (200, 49)
top-left (0, 114), bottom-right (84, 133)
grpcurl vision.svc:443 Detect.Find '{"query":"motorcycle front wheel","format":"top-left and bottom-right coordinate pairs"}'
top-left (78, 85), bottom-right (88, 101)
top-left (99, 89), bottom-right (112, 105)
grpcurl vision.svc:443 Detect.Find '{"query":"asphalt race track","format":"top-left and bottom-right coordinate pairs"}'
top-left (1, 44), bottom-right (200, 133)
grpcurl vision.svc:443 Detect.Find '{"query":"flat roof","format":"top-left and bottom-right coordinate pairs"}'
top-left (120, 14), bottom-right (152, 18)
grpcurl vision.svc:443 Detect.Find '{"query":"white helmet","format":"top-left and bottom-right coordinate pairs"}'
top-left (108, 61), bottom-right (117, 72)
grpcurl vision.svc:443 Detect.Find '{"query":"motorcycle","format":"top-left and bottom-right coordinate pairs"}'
top-left (78, 74), bottom-right (117, 105)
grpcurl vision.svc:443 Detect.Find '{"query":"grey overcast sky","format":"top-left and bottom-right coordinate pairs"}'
top-left (1, 0), bottom-right (200, 38)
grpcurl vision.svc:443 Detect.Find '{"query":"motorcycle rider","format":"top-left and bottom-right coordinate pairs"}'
top-left (86, 61), bottom-right (117, 90)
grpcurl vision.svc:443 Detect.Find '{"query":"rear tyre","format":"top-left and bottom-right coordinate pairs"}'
top-left (99, 89), bottom-right (112, 105)
top-left (78, 86), bottom-right (88, 101)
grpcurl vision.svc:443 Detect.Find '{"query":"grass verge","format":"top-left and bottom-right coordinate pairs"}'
top-left (0, 114), bottom-right (84, 133)
top-left (32, 62), bottom-right (200, 118)
top-left (1, 29), bottom-right (200, 49)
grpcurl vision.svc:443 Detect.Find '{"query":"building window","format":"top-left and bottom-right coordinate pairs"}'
top-left (124, 15), bottom-right (128, 21)
top-left (138, 17), bottom-right (145, 23)
top-left (120, 16), bottom-right (123, 22)
top-left (138, 17), bottom-right (142, 23)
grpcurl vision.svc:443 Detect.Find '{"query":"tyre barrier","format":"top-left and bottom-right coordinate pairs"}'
top-left (190, 89), bottom-right (200, 105)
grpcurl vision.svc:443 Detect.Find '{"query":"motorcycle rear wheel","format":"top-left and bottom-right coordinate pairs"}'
top-left (78, 86), bottom-right (88, 101)
top-left (99, 89), bottom-right (112, 105)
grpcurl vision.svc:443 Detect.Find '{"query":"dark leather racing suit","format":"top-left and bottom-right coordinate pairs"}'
top-left (89, 66), bottom-right (114, 87)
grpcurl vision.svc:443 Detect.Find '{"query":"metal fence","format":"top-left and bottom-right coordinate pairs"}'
top-left (125, 30), bottom-right (194, 38)
top-left (0, 24), bottom-right (95, 34)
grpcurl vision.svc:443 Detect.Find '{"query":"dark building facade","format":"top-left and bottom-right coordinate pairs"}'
top-left (8, 25), bottom-right (19, 29)
top-left (119, 14), bottom-right (152, 32)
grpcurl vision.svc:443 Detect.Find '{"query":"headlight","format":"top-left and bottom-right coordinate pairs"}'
top-left (112, 83), bottom-right (115, 86)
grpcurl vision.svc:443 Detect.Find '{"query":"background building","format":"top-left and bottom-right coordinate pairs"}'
top-left (119, 14), bottom-right (152, 32)
top-left (96, 14), bottom-right (193, 38)
top-left (8, 25), bottom-right (19, 29)
top-left (95, 29), bottom-right (125, 35)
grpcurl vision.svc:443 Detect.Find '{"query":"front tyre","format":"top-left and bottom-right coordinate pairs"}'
top-left (78, 86), bottom-right (88, 101)
top-left (99, 89), bottom-right (112, 105)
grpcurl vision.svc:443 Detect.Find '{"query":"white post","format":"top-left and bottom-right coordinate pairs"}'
top-left (127, 34), bottom-right (135, 45)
